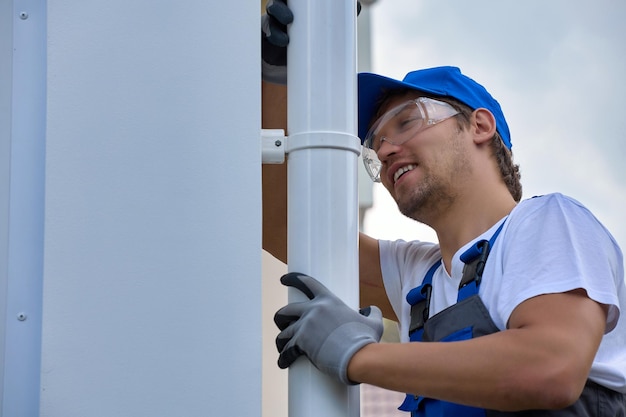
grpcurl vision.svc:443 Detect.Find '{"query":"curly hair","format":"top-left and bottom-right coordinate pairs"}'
top-left (372, 89), bottom-right (523, 202)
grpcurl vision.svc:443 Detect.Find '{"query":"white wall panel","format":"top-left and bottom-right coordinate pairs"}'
top-left (41, 1), bottom-right (262, 415)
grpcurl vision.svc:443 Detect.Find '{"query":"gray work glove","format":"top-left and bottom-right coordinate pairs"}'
top-left (261, 0), bottom-right (362, 85)
top-left (274, 272), bottom-right (383, 385)
top-left (261, 0), bottom-right (293, 84)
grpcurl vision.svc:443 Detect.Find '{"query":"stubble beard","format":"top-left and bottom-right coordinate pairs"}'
top-left (396, 133), bottom-right (470, 225)
top-left (396, 172), bottom-right (456, 224)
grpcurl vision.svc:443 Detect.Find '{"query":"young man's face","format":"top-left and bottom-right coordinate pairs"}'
top-left (372, 92), bottom-right (473, 222)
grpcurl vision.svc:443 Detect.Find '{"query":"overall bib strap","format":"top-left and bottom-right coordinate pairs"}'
top-left (458, 220), bottom-right (506, 302)
top-left (401, 260), bottom-right (442, 413)
top-left (407, 260), bottom-right (440, 343)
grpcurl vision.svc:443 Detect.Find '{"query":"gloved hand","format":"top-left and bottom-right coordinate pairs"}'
top-left (261, 0), bottom-right (362, 85)
top-left (261, 0), bottom-right (293, 84)
top-left (274, 272), bottom-right (383, 385)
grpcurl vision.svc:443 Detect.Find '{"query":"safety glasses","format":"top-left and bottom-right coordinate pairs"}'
top-left (362, 97), bottom-right (459, 182)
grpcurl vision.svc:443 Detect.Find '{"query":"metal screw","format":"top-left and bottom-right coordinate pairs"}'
top-left (19, 12), bottom-right (29, 20)
top-left (274, 140), bottom-right (282, 147)
top-left (17, 313), bottom-right (27, 321)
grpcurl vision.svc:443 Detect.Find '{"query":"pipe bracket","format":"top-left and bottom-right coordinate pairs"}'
top-left (261, 129), bottom-right (287, 164)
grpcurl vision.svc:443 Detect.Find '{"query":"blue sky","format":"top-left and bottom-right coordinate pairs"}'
top-left (363, 0), bottom-right (626, 252)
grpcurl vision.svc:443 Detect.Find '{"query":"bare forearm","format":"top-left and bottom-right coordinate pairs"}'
top-left (349, 331), bottom-right (579, 411)
top-left (348, 292), bottom-right (605, 411)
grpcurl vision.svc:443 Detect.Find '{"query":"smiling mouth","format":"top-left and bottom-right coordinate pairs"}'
top-left (393, 164), bottom-right (417, 183)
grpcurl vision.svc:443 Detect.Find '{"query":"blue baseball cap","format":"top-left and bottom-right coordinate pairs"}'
top-left (358, 66), bottom-right (511, 149)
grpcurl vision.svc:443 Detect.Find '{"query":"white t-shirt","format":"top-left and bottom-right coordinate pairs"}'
top-left (379, 193), bottom-right (626, 393)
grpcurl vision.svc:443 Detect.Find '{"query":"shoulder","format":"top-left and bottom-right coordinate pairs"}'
top-left (379, 238), bottom-right (440, 269)
top-left (507, 193), bottom-right (615, 243)
top-left (378, 238), bottom-right (441, 294)
top-left (504, 192), bottom-right (622, 265)
top-left (514, 192), bottom-right (589, 216)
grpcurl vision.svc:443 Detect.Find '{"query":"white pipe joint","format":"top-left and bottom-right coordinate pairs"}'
top-left (261, 128), bottom-right (287, 164)
top-left (262, 129), bottom-right (362, 164)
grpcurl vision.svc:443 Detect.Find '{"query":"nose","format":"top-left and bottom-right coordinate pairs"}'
top-left (376, 137), bottom-right (402, 161)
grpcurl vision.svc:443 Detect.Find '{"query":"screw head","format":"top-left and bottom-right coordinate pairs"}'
top-left (19, 12), bottom-right (29, 20)
top-left (17, 313), bottom-right (27, 321)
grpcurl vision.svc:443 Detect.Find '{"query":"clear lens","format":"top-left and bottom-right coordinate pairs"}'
top-left (364, 101), bottom-right (425, 153)
top-left (361, 97), bottom-right (459, 183)
top-left (362, 146), bottom-right (382, 182)
top-left (364, 97), bottom-right (459, 153)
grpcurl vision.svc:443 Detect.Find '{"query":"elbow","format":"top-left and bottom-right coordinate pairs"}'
top-left (539, 360), bottom-right (590, 409)
top-left (537, 380), bottom-right (583, 410)
top-left (500, 364), bottom-right (586, 410)
top-left (519, 372), bottom-right (586, 410)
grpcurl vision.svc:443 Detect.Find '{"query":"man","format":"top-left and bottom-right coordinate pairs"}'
top-left (261, 2), bottom-right (626, 415)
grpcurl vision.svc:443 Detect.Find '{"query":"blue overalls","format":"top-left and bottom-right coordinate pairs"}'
top-left (397, 221), bottom-right (626, 417)
top-left (398, 223), bottom-right (504, 417)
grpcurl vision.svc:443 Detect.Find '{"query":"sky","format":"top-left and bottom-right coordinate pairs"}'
top-left (361, 0), bottom-right (626, 253)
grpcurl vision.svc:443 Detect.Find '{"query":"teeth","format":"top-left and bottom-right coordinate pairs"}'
top-left (394, 164), bottom-right (417, 183)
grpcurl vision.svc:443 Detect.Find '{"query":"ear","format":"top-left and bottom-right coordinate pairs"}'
top-left (471, 108), bottom-right (497, 146)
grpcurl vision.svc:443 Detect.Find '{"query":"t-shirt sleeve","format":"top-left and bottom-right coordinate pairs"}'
top-left (379, 238), bottom-right (441, 339)
top-left (495, 194), bottom-right (624, 333)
